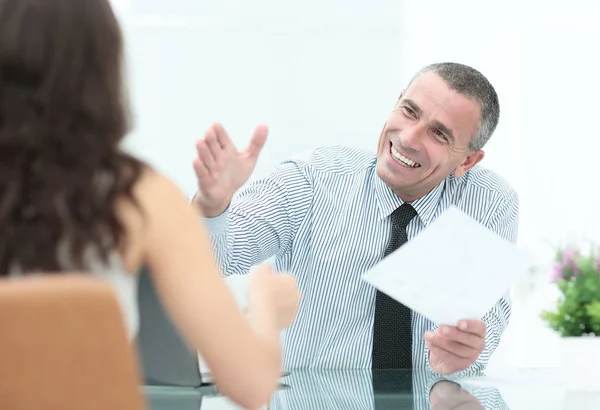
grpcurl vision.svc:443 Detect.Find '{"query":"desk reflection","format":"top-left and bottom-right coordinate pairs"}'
top-left (269, 370), bottom-right (510, 410)
top-left (429, 380), bottom-right (509, 410)
top-left (270, 370), bottom-right (375, 409)
top-left (144, 370), bottom-right (511, 409)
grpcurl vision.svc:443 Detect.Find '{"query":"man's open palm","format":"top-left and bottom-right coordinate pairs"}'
top-left (193, 123), bottom-right (267, 216)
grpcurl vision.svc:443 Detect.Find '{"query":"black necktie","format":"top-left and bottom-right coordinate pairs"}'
top-left (372, 203), bottom-right (417, 370)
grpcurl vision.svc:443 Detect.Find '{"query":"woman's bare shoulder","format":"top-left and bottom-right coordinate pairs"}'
top-left (132, 167), bottom-right (193, 212)
top-left (117, 166), bottom-right (196, 269)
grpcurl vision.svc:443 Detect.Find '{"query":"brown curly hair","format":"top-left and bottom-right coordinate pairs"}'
top-left (0, 0), bottom-right (145, 274)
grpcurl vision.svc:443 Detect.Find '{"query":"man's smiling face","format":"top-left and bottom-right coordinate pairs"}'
top-left (376, 71), bottom-right (485, 202)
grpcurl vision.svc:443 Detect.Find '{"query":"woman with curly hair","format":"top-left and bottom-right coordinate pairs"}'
top-left (0, 0), bottom-right (299, 408)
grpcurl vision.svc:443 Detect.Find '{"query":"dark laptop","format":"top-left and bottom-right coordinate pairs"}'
top-left (137, 267), bottom-right (290, 388)
top-left (137, 267), bottom-right (209, 387)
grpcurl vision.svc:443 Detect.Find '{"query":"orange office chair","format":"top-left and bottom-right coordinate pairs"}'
top-left (0, 274), bottom-right (147, 410)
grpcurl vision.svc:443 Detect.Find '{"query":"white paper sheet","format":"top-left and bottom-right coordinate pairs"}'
top-left (362, 206), bottom-right (532, 326)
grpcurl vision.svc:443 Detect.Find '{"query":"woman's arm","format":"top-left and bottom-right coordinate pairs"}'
top-left (135, 169), bottom-right (291, 410)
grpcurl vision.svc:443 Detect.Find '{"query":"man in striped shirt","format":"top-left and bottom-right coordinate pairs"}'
top-left (192, 62), bottom-right (518, 377)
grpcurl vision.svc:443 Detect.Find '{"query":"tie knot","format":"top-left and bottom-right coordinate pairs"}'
top-left (392, 203), bottom-right (417, 230)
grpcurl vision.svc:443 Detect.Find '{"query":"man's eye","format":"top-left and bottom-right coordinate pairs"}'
top-left (402, 106), bottom-right (415, 117)
top-left (433, 129), bottom-right (447, 140)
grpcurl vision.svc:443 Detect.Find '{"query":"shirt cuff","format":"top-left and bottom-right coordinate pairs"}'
top-left (411, 370), bottom-right (446, 409)
top-left (202, 207), bottom-right (229, 235)
top-left (189, 193), bottom-right (230, 235)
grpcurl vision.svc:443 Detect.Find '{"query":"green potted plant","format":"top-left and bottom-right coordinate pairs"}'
top-left (540, 246), bottom-right (600, 391)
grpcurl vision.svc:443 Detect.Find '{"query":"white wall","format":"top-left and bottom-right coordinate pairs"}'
top-left (113, 0), bottom-right (403, 194)
top-left (112, 0), bottom-right (600, 370)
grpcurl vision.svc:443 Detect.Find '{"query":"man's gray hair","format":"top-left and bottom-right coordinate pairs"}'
top-left (409, 62), bottom-right (500, 151)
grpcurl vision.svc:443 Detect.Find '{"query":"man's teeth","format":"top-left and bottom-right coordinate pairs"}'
top-left (391, 146), bottom-right (420, 168)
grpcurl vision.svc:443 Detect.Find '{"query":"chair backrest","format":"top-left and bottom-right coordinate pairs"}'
top-left (0, 274), bottom-right (147, 410)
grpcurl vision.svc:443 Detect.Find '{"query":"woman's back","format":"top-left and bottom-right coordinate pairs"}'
top-left (78, 249), bottom-right (139, 340)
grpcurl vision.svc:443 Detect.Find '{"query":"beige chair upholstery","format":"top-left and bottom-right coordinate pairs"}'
top-left (0, 274), bottom-right (146, 410)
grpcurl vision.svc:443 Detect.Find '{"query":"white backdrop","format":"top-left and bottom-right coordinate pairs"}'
top-left (113, 0), bottom-right (403, 194)
top-left (111, 0), bottom-right (600, 372)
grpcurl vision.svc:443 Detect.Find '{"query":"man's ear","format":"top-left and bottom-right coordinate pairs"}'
top-left (453, 150), bottom-right (485, 178)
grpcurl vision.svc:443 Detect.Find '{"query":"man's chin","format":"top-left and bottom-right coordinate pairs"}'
top-left (377, 163), bottom-right (418, 185)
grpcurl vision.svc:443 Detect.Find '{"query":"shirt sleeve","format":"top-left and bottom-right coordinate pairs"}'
top-left (424, 189), bottom-right (519, 376)
top-left (201, 159), bottom-right (313, 276)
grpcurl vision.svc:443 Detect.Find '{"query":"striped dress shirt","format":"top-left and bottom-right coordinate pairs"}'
top-left (204, 145), bottom-right (518, 375)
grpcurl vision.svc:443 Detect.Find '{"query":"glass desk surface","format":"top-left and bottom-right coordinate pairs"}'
top-left (143, 368), bottom-right (599, 409)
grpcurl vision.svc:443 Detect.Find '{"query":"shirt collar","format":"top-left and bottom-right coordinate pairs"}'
top-left (371, 164), bottom-right (446, 227)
